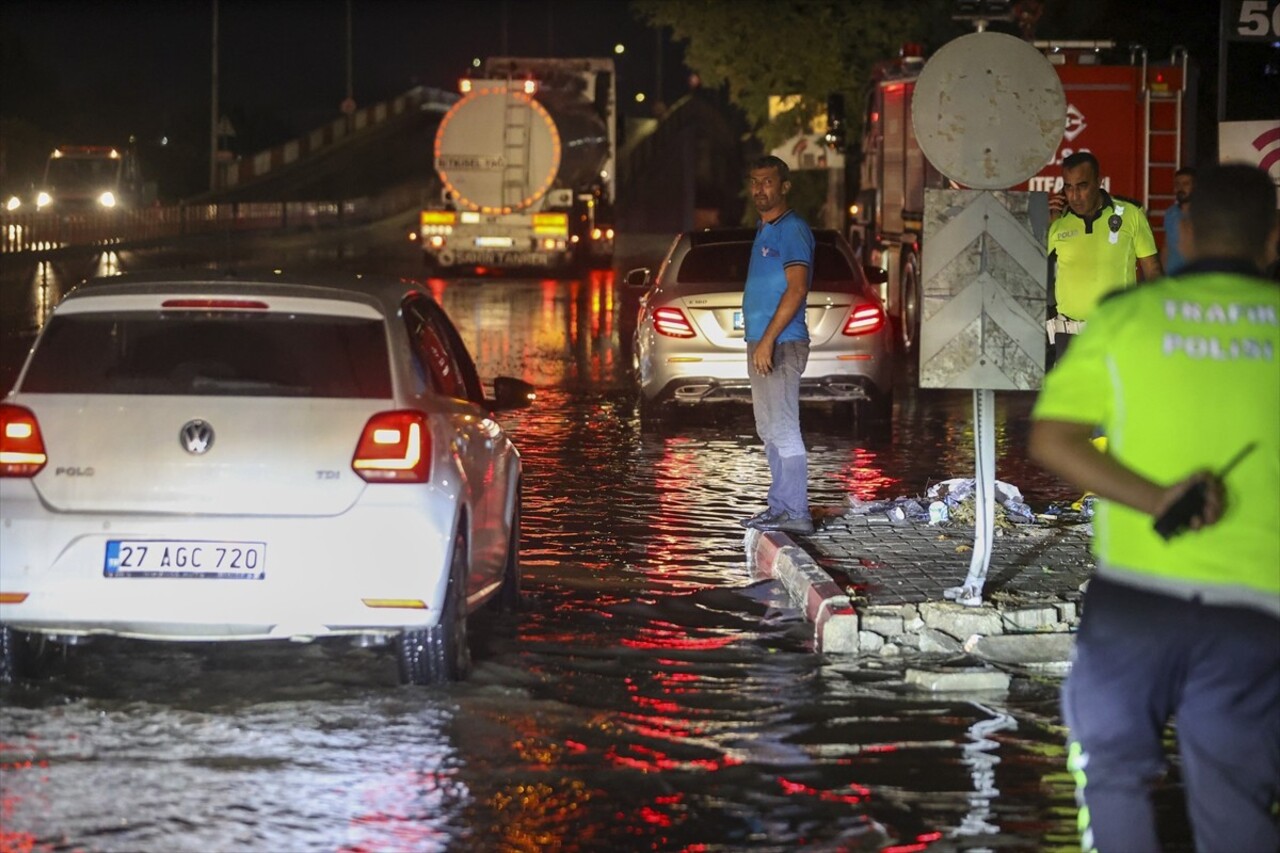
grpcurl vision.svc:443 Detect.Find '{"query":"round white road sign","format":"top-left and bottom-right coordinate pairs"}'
top-left (911, 31), bottom-right (1066, 189)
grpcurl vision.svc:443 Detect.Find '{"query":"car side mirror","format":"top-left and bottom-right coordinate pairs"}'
top-left (489, 376), bottom-right (536, 411)
top-left (625, 267), bottom-right (651, 289)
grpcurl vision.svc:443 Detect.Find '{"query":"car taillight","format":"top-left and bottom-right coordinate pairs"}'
top-left (843, 304), bottom-right (885, 336)
top-left (352, 411), bottom-right (430, 483)
top-left (653, 306), bottom-right (697, 338)
top-left (0, 404), bottom-right (48, 478)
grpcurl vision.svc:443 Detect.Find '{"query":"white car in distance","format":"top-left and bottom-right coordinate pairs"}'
top-left (0, 270), bottom-right (534, 686)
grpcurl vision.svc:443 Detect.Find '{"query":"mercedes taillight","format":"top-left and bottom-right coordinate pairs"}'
top-left (653, 307), bottom-right (697, 338)
top-left (352, 411), bottom-right (430, 483)
top-left (0, 404), bottom-right (48, 478)
top-left (843, 304), bottom-right (886, 336)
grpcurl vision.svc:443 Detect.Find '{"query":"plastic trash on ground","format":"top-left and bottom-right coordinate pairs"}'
top-left (850, 477), bottom-right (1088, 529)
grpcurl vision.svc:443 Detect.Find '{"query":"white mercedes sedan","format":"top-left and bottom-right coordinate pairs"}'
top-left (0, 270), bottom-right (533, 686)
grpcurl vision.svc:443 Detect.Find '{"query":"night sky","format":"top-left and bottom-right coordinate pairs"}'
top-left (1, 0), bottom-right (680, 195)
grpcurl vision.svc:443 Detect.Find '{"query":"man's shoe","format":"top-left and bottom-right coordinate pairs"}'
top-left (755, 511), bottom-right (815, 535)
top-left (738, 507), bottom-right (782, 529)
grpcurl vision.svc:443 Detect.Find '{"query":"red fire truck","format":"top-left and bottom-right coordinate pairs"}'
top-left (851, 40), bottom-right (1195, 353)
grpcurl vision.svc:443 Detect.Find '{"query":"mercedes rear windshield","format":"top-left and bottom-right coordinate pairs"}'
top-left (676, 243), bottom-right (860, 290)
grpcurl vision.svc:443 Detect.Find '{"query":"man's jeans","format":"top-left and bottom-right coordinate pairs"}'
top-left (747, 339), bottom-right (809, 517)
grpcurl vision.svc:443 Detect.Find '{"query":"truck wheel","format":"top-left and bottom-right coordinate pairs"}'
top-left (898, 254), bottom-right (922, 355)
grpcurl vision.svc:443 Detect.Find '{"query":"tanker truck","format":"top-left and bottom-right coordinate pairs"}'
top-left (420, 57), bottom-right (616, 274)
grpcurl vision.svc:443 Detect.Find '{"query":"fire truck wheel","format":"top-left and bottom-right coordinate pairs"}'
top-left (898, 254), bottom-right (922, 355)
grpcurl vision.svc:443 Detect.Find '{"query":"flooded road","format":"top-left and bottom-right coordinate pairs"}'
top-left (0, 238), bottom-right (1133, 851)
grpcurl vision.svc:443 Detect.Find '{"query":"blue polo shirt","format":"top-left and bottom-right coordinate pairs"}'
top-left (744, 209), bottom-right (813, 343)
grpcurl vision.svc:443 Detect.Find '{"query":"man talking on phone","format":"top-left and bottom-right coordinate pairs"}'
top-left (1030, 163), bottom-right (1279, 853)
top-left (1047, 151), bottom-right (1162, 361)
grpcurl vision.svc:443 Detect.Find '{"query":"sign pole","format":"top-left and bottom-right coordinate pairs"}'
top-left (947, 389), bottom-right (996, 606)
top-left (909, 32), bottom-right (1066, 607)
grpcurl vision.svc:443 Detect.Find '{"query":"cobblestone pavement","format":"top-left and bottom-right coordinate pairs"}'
top-left (745, 497), bottom-right (1099, 662)
top-left (802, 506), bottom-right (1096, 610)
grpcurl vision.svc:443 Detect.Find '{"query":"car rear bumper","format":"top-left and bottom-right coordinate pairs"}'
top-left (648, 374), bottom-right (885, 406)
top-left (0, 497), bottom-right (454, 642)
top-left (638, 349), bottom-right (890, 404)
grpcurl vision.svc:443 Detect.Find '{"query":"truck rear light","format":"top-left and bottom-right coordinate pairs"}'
top-left (0, 404), bottom-right (48, 478)
top-left (653, 307), bottom-right (697, 338)
top-left (843, 304), bottom-right (885, 336)
top-left (533, 212), bottom-right (568, 234)
top-left (352, 411), bottom-right (430, 483)
top-left (421, 211), bottom-right (458, 226)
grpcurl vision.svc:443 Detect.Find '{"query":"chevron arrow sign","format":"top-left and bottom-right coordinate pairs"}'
top-left (918, 189), bottom-right (1048, 390)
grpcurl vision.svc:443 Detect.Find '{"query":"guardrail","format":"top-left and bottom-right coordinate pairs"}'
top-left (216, 86), bottom-right (457, 191)
top-left (0, 184), bottom-right (426, 256)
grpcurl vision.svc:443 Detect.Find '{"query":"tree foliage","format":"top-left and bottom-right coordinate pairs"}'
top-left (633, 0), bottom-right (952, 150)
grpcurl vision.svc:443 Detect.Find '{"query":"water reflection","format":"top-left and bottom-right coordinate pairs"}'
top-left (94, 250), bottom-right (122, 278)
top-left (412, 271), bottom-right (623, 393)
top-left (957, 702), bottom-right (1017, 838)
top-left (0, 694), bottom-right (470, 853)
top-left (27, 260), bottom-right (62, 330)
top-left (0, 250), bottom-right (1100, 851)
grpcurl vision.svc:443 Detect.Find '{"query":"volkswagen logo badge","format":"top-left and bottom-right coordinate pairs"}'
top-left (180, 420), bottom-right (215, 455)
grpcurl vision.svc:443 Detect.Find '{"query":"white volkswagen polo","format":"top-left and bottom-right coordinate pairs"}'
top-left (0, 270), bottom-right (533, 685)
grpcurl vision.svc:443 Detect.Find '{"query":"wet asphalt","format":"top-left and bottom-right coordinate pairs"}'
top-left (0, 233), bottom-right (1195, 851)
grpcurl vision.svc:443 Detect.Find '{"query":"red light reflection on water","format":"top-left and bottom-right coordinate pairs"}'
top-left (881, 830), bottom-right (945, 852)
top-left (604, 742), bottom-right (742, 773)
top-left (837, 446), bottom-right (898, 501)
top-left (0, 738), bottom-right (52, 853)
top-left (777, 775), bottom-right (871, 805)
top-left (620, 622), bottom-right (737, 653)
top-left (426, 277), bottom-right (447, 302)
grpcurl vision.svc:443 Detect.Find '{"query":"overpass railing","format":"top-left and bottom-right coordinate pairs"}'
top-left (215, 86), bottom-right (456, 191)
top-left (0, 184), bottom-right (425, 256)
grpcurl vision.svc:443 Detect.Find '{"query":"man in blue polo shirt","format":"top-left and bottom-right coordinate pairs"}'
top-left (738, 155), bottom-right (815, 535)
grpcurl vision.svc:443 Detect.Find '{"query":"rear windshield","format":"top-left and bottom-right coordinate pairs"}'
top-left (676, 242), bottom-right (860, 291)
top-left (20, 312), bottom-right (393, 398)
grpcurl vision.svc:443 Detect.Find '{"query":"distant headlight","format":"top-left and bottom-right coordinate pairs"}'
top-left (35, 192), bottom-right (52, 209)
top-left (4, 196), bottom-right (20, 212)
top-left (98, 191), bottom-right (116, 209)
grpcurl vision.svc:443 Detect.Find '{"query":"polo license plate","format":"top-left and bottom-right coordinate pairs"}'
top-left (104, 540), bottom-right (266, 579)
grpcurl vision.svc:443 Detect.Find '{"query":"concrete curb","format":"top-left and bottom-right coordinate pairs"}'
top-left (745, 525), bottom-right (1081, 671)
top-left (744, 528), bottom-right (859, 652)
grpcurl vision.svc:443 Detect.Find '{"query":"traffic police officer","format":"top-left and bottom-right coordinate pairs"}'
top-left (1047, 151), bottom-right (1162, 361)
top-left (1030, 163), bottom-right (1280, 852)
